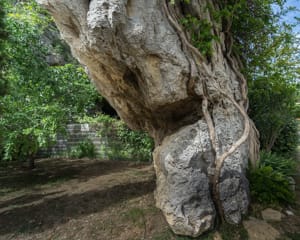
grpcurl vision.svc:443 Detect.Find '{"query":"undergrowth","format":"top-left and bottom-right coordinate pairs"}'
top-left (248, 151), bottom-right (296, 206)
top-left (68, 139), bottom-right (96, 159)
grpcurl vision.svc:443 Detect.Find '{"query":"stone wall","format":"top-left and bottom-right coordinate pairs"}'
top-left (38, 123), bottom-right (152, 161)
top-left (38, 123), bottom-right (106, 158)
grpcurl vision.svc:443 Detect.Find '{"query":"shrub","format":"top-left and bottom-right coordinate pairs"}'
top-left (219, 223), bottom-right (248, 240)
top-left (248, 79), bottom-right (298, 153)
top-left (272, 118), bottom-right (299, 155)
top-left (4, 133), bottom-right (39, 162)
top-left (248, 166), bottom-right (295, 205)
top-left (115, 123), bottom-right (153, 162)
top-left (78, 114), bottom-right (154, 162)
top-left (259, 151), bottom-right (297, 177)
top-left (69, 139), bottom-right (96, 159)
top-left (294, 103), bottom-right (300, 119)
top-left (249, 151), bottom-right (297, 206)
top-left (0, 1), bottom-right (99, 164)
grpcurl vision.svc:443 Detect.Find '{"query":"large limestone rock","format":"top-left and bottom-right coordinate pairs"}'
top-left (154, 120), bottom-right (216, 236)
top-left (37, 0), bottom-right (258, 237)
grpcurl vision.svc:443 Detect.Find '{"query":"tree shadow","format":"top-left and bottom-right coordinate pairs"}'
top-left (0, 178), bottom-right (155, 235)
top-left (0, 159), bottom-right (146, 192)
top-left (0, 191), bottom-right (64, 209)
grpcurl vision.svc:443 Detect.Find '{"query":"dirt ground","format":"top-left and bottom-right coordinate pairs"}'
top-left (0, 159), bottom-right (169, 240)
top-left (0, 158), bottom-right (300, 240)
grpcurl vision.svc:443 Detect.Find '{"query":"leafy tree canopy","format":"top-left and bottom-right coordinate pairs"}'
top-left (176, 0), bottom-right (299, 152)
top-left (0, 0), bottom-right (100, 164)
top-left (0, 0), bottom-right (8, 96)
top-left (229, 0), bottom-right (300, 152)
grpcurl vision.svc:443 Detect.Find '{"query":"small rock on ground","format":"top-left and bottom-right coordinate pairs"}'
top-left (213, 231), bottom-right (222, 240)
top-left (243, 218), bottom-right (280, 240)
top-left (284, 210), bottom-right (294, 216)
top-left (262, 208), bottom-right (282, 222)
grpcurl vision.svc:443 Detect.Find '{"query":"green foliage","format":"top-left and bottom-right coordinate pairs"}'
top-left (286, 232), bottom-right (300, 240)
top-left (295, 104), bottom-right (300, 119)
top-left (240, 0), bottom-right (300, 154)
top-left (0, 1), bottom-right (99, 163)
top-left (115, 122), bottom-right (153, 161)
top-left (2, 133), bottom-right (38, 162)
top-left (248, 165), bottom-right (295, 205)
top-left (272, 118), bottom-right (299, 154)
top-left (0, 96), bottom-right (66, 161)
top-left (180, 15), bottom-right (217, 58)
top-left (248, 78), bottom-right (299, 152)
top-left (219, 223), bottom-right (248, 240)
top-left (259, 151), bottom-right (297, 176)
top-left (249, 150), bottom-right (296, 206)
top-left (45, 64), bottom-right (100, 119)
top-left (208, 0), bottom-right (300, 155)
top-left (79, 115), bottom-right (154, 162)
top-left (68, 139), bottom-right (96, 159)
top-left (123, 207), bottom-right (146, 228)
top-left (0, 0), bottom-right (8, 96)
top-left (176, 1), bottom-right (299, 156)
top-left (170, 0), bottom-right (190, 5)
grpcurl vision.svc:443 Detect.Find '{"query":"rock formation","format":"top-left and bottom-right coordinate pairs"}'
top-left (37, 0), bottom-right (259, 237)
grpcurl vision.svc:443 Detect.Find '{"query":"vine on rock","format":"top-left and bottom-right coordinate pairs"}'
top-left (180, 15), bottom-right (218, 58)
top-left (163, 0), bottom-right (259, 222)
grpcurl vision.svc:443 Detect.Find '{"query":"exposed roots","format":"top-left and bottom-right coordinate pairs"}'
top-left (162, 0), bottom-right (259, 222)
top-left (202, 96), bottom-right (218, 158)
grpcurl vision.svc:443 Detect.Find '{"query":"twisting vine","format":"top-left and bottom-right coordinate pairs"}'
top-left (163, 0), bottom-right (259, 222)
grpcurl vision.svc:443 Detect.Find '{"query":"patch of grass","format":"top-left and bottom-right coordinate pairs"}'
top-left (197, 232), bottom-right (215, 240)
top-left (152, 229), bottom-right (174, 240)
top-left (249, 203), bottom-right (264, 218)
top-left (17, 222), bottom-right (38, 234)
top-left (286, 232), bottom-right (300, 240)
top-left (124, 207), bottom-right (146, 227)
top-left (219, 223), bottom-right (248, 240)
top-left (123, 207), bottom-right (148, 239)
top-left (125, 207), bottom-right (145, 223)
top-left (144, 205), bottom-right (161, 215)
top-left (68, 139), bottom-right (96, 159)
top-left (152, 229), bottom-right (215, 240)
top-left (259, 151), bottom-right (297, 176)
top-left (248, 165), bottom-right (295, 205)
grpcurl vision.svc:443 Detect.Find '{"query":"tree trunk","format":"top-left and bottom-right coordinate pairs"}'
top-left (28, 157), bottom-right (35, 169)
top-left (37, 0), bottom-right (259, 236)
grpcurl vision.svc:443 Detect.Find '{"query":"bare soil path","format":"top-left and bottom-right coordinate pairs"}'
top-left (0, 159), bottom-right (170, 240)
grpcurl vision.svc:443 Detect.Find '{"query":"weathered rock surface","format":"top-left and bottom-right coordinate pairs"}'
top-left (284, 209), bottom-right (295, 216)
top-left (37, 0), bottom-right (258, 236)
top-left (153, 119), bottom-right (250, 235)
top-left (213, 232), bottom-right (223, 240)
top-left (153, 120), bottom-right (216, 236)
top-left (261, 208), bottom-right (282, 222)
top-left (243, 218), bottom-right (280, 240)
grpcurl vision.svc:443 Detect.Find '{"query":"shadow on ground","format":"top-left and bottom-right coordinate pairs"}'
top-left (0, 176), bottom-right (155, 235)
top-left (0, 191), bottom-right (64, 209)
top-left (0, 159), bottom-right (155, 236)
top-left (0, 159), bottom-right (143, 192)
